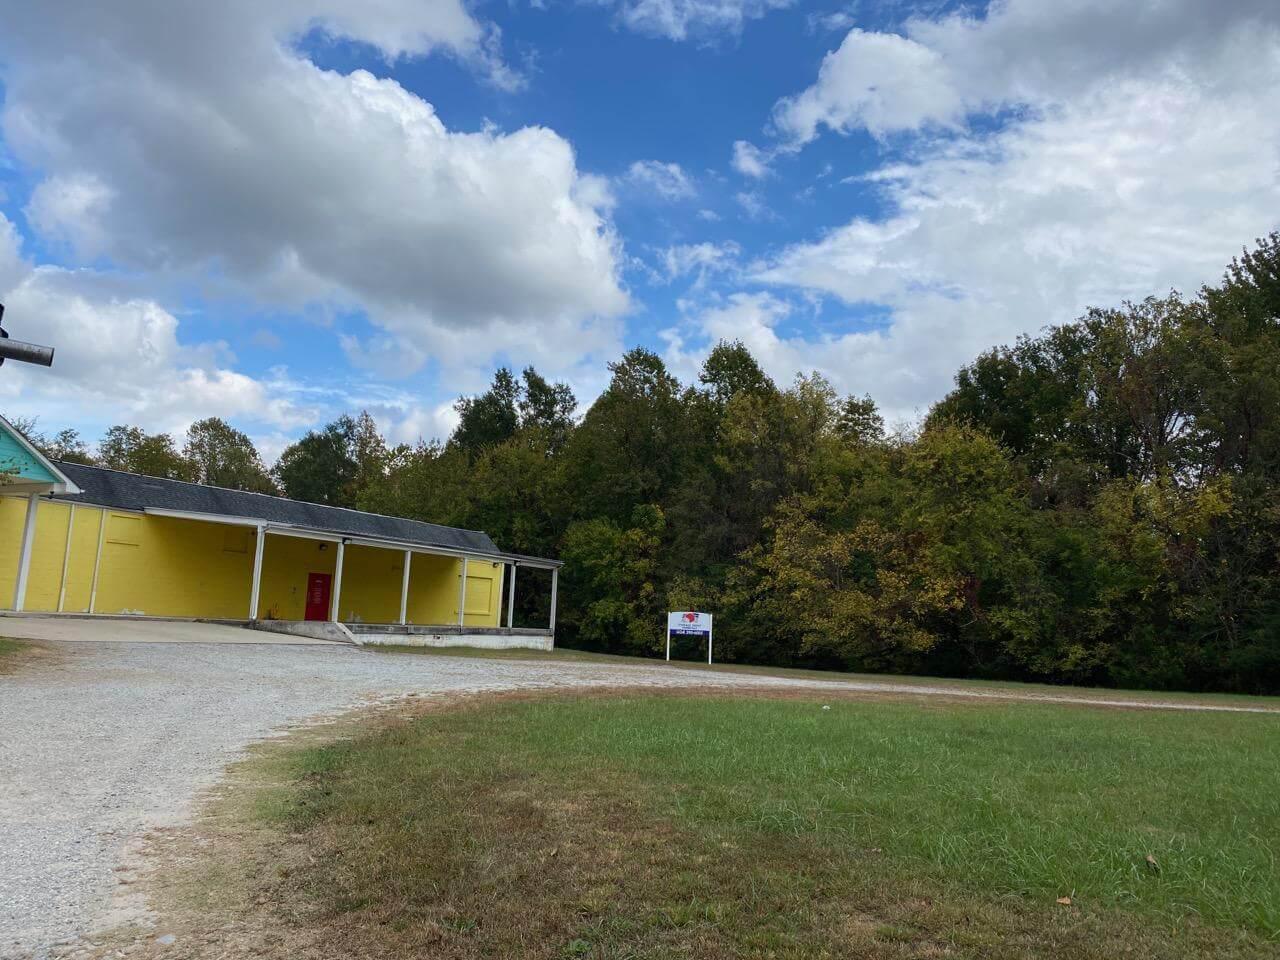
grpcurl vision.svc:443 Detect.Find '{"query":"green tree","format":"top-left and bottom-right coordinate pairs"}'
top-left (184, 418), bottom-right (276, 492)
top-left (518, 367), bottom-right (576, 455)
top-left (99, 425), bottom-right (193, 480)
top-left (836, 394), bottom-right (885, 445)
top-left (356, 440), bottom-right (473, 528)
top-left (274, 416), bottom-right (361, 507)
top-left (698, 339), bottom-right (775, 408)
top-left (45, 428), bottom-right (96, 465)
top-left (561, 504), bottom-right (666, 654)
top-left (350, 411), bottom-right (389, 494)
top-left (452, 368), bottom-right (520, 457)
top-left (560, 348), bottom-right (696, 526)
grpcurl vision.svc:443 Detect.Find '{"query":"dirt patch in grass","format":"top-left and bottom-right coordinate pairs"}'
top-left (72, 688), bottom-right (1279, 960)
top-left (0, 636), bottom-right (53, 674)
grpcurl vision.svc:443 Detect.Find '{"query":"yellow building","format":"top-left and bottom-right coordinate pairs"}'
top-left (1, 416), bottom-right (559, 647)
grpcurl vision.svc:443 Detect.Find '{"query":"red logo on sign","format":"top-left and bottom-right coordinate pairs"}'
top-left (683, 612), bottom-right (698, 623)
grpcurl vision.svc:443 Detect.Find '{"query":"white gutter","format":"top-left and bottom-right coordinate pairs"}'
top-left (261, 525), bottom-right (343, 543)
top-left (145, 507), bottom-right (263, 527)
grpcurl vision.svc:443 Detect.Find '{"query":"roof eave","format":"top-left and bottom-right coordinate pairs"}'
top-left (140, 506), bottom-right (560, 567)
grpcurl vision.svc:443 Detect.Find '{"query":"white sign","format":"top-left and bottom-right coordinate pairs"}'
top-left (666, 611), bottom-right (714, 664)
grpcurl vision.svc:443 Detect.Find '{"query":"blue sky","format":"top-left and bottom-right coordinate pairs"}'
top-left (0, 0), bottom-right (1277, 460)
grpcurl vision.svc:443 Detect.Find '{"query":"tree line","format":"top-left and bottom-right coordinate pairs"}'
top-left (13, 233), bottom-right (1280, 693)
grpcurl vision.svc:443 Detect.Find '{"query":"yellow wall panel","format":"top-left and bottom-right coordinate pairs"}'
top-left (465, 560), bottom-right (504, 626)
top-left (0, 495), bottom-right (25, 607)
top-left (465, 574), bottom-right (492, 616)
top-left (404, 552), bottom-right (459, 624)
top-left (62, 507), bottom-right (104, 613)
top-left (22, 501), bottom-right (72, 611)
top-left (1, 498), bottom-right (83, 611)
top-left (339, 544), bottom-right (402, 624)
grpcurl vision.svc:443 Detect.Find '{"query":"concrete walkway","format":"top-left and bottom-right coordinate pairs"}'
top-left (0, 616), bottom-right (338, 645)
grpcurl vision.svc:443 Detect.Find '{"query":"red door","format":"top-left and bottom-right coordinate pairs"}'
top-left (304, 572), bottom-right (332, 621)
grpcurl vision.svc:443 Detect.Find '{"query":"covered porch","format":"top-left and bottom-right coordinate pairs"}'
top-left (244, 521), bottom-right (559, 636)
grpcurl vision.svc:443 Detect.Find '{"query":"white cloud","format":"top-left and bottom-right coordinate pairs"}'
top-left (626, 160), bottom-right (696, 201)
top-left (774, 29), bottom-right (960, 143)
top-left (0, 1), bottom-right (627, 381)
top-left (0, 265), bottom-right (315, 436)
top-left (341, 309), bottom-right (624, 408)
top-left (660, 241), bottom-right (740, 283)
top-left (663, 291), bottom-right (921, 406)
top-left (757, 82), bottom-right (1280, 416)
top-left (662, 289), bottom-right (916, 414)
top-left (600, 0), bottom-right (796, 41)
top-left (662, 292), bottom-right (790, 381)
top-left (0, 212), bottom-right (26, 294)
top-left (24, 174), bottom-right (116, 256)
top-left (731, 140), bottom-right (771, 178)
top-left (745, 0), bottom-right (1280, 417)
top-left (773, 0), bottom-right (1280, 144)
top-left (383, 401), bottom-right (461, 447)
top-left (735, 191), bottom-right (772, 220)
top-left (807, 9), bottom-right (856, 34)
top-left (249, 329), bottom-right (284, 351)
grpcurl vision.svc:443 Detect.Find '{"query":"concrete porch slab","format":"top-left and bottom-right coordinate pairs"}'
top-left (0, 614), bottom-right (342, 645)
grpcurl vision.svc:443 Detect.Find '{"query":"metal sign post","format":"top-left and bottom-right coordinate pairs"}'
top-left (666, 611), bottom-right (714, 664)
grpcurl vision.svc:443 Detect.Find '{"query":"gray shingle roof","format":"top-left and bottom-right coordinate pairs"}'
top-left (52, 461), bottom-right (500, 555)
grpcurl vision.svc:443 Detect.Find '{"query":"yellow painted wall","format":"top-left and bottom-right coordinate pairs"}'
top-left (3, 498), bottom-right (105, 612)
top-left (1, 495), bottom-right (26, 606)
top-left (94, 513), bottom-right (256, 617)
top-left (23, 500), bottom-right (72, 611)
top-left (405, 553), bottom-right (504, 627)
top-left (464, 559), bottom-right (506, 626)
top-left (256, 535), bottom-right (337, 620)
top-left (2, 495), bottom-right (504, 625)
top-left (62, 507), bottom-right (104, 613)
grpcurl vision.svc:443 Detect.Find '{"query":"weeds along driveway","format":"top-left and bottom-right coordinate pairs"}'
top-left (1, 640), bottom-right (1276, 959)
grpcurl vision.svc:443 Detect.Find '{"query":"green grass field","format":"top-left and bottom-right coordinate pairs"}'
top-left (198, 691), bottom-right (1280, 959)
top-left (365, 642), bottom-right (1280, 709)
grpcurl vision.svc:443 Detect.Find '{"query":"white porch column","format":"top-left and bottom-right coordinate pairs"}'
top-left (399, 549), bottom-right (412, 625)
top-left (57, 504), bottom-right (77, 612)
top-left (329, 539), bottom-right (346, 622)
top-left (248, 525), bottom-right (266, 620)
top-left (88, 510), bottom-right (106, 614)
top-left (12, 493), bottom-right (40, 612)
top-left (549, 567), bottom-right (559, 634)
top-left (457, 556), bottom-right (468, 626)
top-left (506, 563), bottom-right (517, 628)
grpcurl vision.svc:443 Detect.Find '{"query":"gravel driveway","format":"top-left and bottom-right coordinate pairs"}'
top-left (2, 637), bottom-right (1276, 959)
